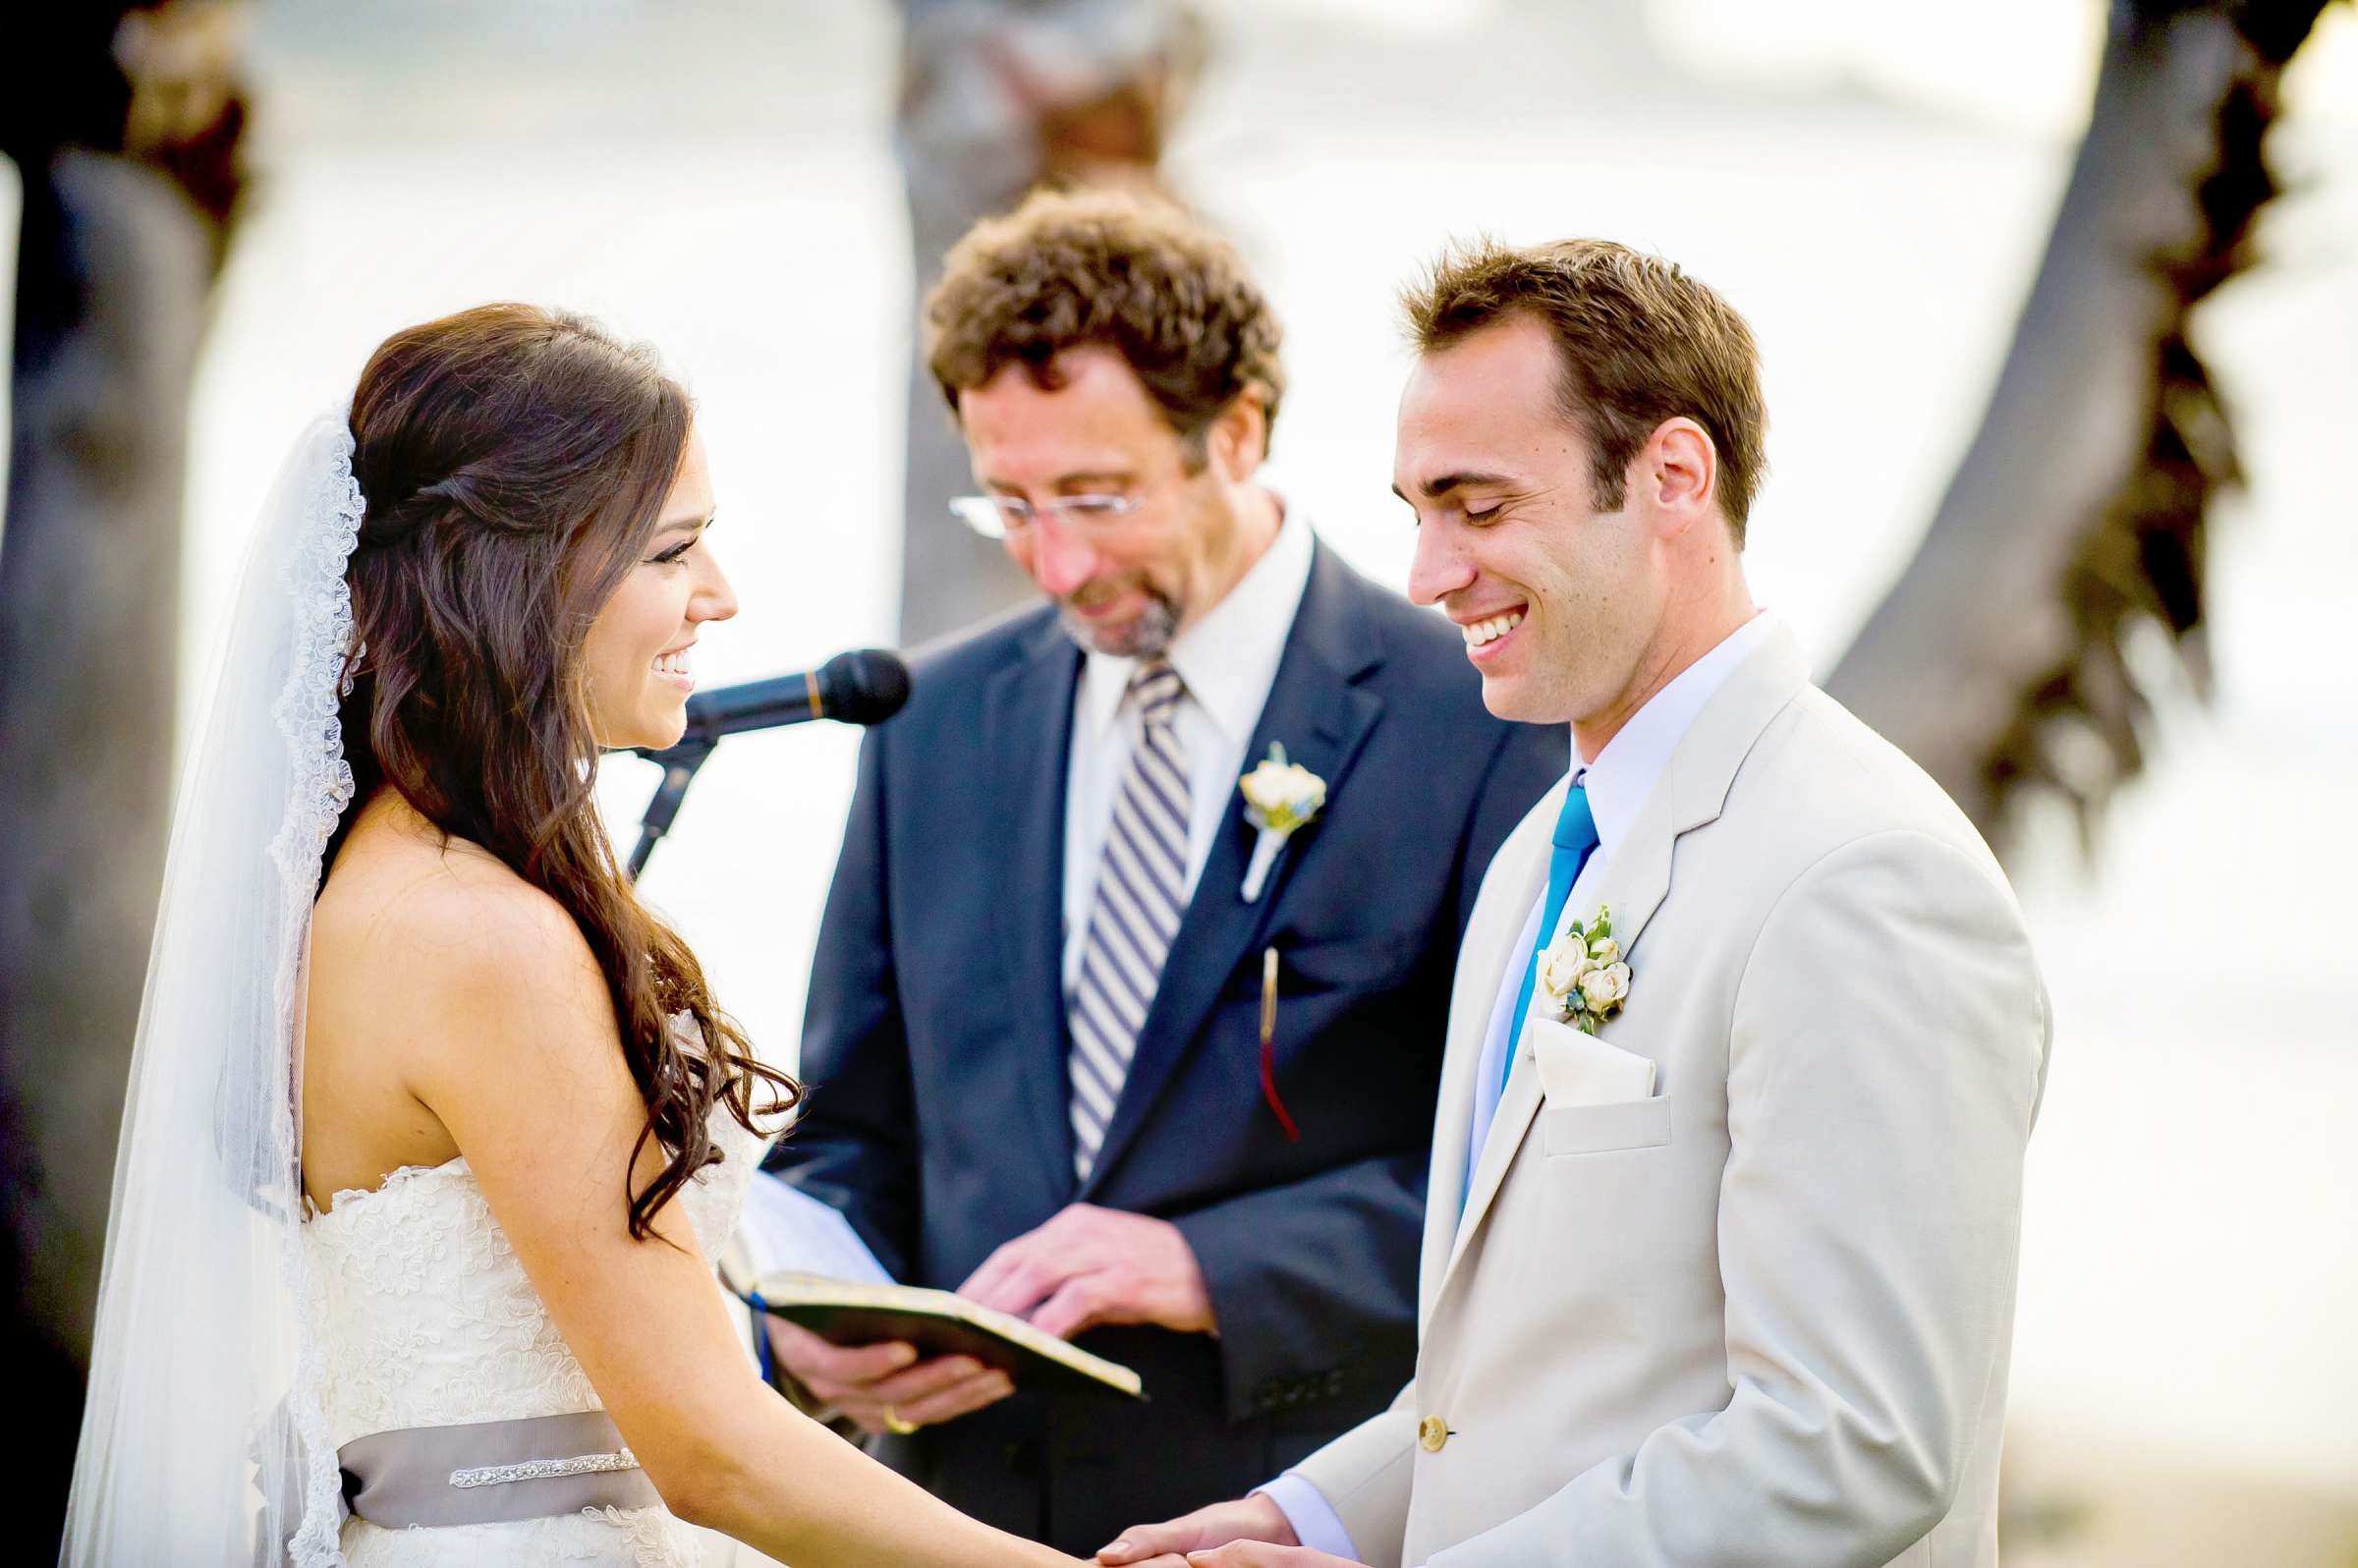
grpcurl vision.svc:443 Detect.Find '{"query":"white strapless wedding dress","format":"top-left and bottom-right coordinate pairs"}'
top-left (300, 1109), bottom-right (767, 1567)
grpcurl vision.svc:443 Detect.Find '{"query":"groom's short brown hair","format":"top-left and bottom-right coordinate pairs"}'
top-left (1403, 238), bottom-right (1768, 541)
top-left (926, 186), bottom-right (1286, 463)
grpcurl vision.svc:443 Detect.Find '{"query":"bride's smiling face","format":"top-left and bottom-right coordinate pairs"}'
top-left (582, 428), bottom-right (737, 751)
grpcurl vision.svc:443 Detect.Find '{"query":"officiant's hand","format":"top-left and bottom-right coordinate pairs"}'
top-left (1095, 1493), bottom-right (1299, 1564)
top-left (959, 1204), bottom-right (1216, 1339)
top-left (762, 1318), bottom-right (1015, 1434)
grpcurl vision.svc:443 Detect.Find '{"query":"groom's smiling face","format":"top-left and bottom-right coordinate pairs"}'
top-left (1396, 312), bottom-right (1665, 733)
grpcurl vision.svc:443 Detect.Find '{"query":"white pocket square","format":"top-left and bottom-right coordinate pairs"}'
top-left (1527, 1013), bottom-right (1657, 1106)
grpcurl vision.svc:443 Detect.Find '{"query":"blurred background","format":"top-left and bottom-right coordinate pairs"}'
top-left (5, 1), bottom-right (2353, 1561)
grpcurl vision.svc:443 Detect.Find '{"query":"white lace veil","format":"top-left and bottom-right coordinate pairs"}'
top-left (62, 408), bottom-right (365, 1565)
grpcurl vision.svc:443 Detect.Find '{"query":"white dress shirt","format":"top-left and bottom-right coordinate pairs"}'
top-left (746, 510), bottom-right (1315, 1380)
top-left (1061, 503), bottom-right (1317, 989)
top-left (1262, 609), bottom-right (1782, 1565)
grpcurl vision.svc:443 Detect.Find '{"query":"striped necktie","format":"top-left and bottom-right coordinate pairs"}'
top-left (1067, 659), bottom-right (1191, 1181)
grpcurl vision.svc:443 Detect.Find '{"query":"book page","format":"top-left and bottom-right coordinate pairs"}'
top-left (737, 1172), bottom-right (895, 1285)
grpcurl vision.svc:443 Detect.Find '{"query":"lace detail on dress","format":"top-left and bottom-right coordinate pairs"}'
top-left (301, 1107), bottom-right (769, 1567)
top-left (334, 1507), bottom-right (707, 1568)
top-left (262, 425), bottom-right (364, 900)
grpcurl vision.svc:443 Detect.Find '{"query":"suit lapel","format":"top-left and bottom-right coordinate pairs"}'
top-left (1441, 777), bottom-right (1676, 1282)
top-left (1433, 624), bottom-right (1814, 1303)
top-left (1418, 778), bottom-right (1561, 1328)
top-left (982, 616), bottom-right (1087, 1201)
top-left (1077, 546), bottom-right (1385, 1198)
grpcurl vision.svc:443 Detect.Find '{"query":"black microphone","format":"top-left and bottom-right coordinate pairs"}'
top-left (624, 648), bottom-right (911, 878)
top-left (635, 647), bottom-right (912, 759)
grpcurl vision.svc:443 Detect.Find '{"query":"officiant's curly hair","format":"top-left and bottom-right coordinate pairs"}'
top-left (925, 184), bottom-right (1285, 462)
top-left (332, 303), bottom-right (798, 1241)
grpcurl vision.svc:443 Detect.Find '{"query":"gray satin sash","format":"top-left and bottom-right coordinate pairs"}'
top-left (339, 1410), bottom-right (661, 1528)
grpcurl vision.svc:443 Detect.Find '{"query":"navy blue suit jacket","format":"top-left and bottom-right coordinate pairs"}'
top-left (765, 540), bottom-right (1563, 1550)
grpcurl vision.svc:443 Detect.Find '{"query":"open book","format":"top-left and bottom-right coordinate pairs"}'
top-left (724, 1176), bottom-right (1145, 1403)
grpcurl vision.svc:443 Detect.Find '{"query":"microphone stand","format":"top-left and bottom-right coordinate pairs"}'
top-left (625, 736), bottom-right (715, 881)
top-left (621, 655), bottom-right (893, 879)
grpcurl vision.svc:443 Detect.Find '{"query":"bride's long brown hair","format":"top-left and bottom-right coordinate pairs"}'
top-left (332, 303), bottom-right (798, 1240)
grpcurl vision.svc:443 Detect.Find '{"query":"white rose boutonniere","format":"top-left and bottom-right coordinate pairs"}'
top-left (1237, 743), bottom-right (1327, 903)
top-left (1540, 939), bottom-right (1594, 998)
top-left (1536, 904), bottom-right (1633, 1035)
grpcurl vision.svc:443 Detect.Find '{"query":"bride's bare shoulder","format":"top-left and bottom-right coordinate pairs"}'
top-left (311, 793), bottom-right (598, 1012)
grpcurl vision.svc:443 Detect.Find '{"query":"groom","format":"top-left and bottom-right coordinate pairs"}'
top-left (1102, 240), bottom-right (2052, 1567)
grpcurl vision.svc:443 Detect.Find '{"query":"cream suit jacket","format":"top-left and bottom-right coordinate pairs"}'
top-left (1293, 627), bottom-right (2051, 1568)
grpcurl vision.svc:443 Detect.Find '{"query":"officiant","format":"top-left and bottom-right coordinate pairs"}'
top-left (755, 187), bottom-right (1562, 1553)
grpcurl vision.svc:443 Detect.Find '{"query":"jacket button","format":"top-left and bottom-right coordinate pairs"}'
top-left (1418, 1415), bottom-right (1448, 1452)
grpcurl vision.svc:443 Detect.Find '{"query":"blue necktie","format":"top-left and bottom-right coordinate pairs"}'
top-left (1501, 782), bottom-right (1600, 1094)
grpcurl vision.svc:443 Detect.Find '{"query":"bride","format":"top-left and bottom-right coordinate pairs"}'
top-left (63, 305), bottom-right (1082, 1567)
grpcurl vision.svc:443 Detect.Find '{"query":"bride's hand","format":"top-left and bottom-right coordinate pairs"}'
top-left (765, 1317), bottom-right (1015, 1433)
top-left (1095, 1493), bottom-right (1298, 1563)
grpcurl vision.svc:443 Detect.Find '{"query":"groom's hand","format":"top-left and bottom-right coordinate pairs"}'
top-left (763, 1318), bottom-right (1014, 1434)
top-left (959, 1204), bottom-right (1216, 1339)
top-left (1096, 1493), bottom-right (1299, 1564)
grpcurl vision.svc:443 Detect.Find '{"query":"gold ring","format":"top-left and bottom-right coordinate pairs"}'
top-left (882, 1406), bottom-right (919, 1435)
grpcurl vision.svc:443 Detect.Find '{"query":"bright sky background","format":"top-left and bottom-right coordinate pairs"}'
top-left (1647, 0), bottom-right (2107, 135)
top-left (1224, 0), bottom-right (2355, 135)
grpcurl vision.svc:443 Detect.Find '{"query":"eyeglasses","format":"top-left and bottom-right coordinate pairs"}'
top-left (948, 492), bottom-right (1146, 540)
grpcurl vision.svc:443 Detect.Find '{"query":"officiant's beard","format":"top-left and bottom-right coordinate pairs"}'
top-left (1058, 587), bottom-right (1180, 659)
